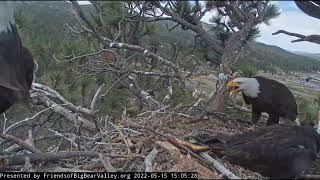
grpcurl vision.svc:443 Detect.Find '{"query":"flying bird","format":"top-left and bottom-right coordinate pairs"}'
top-left (189, 124), bottom-right (320, 179)
top-left (0, 2), bottom-right (35, 113)
top-left (226, 76), bottom-right (298, 130)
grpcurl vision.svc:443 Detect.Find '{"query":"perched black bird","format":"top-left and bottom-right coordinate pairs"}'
top-left (0, 2), bottom-right (35, 113)
top-left (227, 76), bottom-right (298, 130)
top-left (192, 124), bottom-right (320, 179)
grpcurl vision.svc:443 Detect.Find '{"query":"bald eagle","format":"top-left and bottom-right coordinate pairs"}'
top-left (227, 76), bottom-right (298, 130)
top-left (0, 2), bottom-right (35, 113)
top-left (191, 124), bottom-right (320, 179)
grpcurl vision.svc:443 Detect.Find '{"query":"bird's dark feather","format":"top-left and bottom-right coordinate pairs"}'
top-left (0, 23), bottom-right (35, 113)
top-left (242, 94), bottom-right (251, 105)
top-left (244, 76), bottom-right (298, 125)
top-left (197, 124), bottom-right (320, 178)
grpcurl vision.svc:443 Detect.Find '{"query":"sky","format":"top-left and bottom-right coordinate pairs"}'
top-left (77, 1), bottom-right (320, 54)
top-left (201, 1), bottom-right (320, 54)
top-left (256, 1), bottom-right (320, 54)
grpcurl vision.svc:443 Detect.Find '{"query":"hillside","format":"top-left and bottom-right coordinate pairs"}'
top-left (16, 1), bottom-right (320, 72)
top-left (236, 42), bottom-right (320, 72)
top-left (292, 51), bottom-right (320, 61)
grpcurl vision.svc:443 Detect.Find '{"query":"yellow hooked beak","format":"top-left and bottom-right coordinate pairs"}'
top-left (227, 80), bottom-right (241, 96)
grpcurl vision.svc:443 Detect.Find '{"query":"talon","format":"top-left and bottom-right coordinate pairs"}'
top-left (170, 138), bottom-right (210, 152)
top-left (182, 142), bottom-right (209, 152)
top-left (180, 141), bottom-right (210, 152)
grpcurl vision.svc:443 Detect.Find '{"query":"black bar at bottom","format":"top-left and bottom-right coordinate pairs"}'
top-left (0, 172), bottom-right (199, 179)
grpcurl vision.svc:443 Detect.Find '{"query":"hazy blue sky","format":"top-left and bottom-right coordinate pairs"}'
top-left (256, 1), bottom-right (320, 54)
top-left (201, 1), bottom-right (320, 54)
top-left (78, 1), bottom-right (320, 54)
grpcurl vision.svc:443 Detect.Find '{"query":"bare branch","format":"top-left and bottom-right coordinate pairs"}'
top-left (99, 73), bottom-right (130, 99)
top-left (48, 129), bottom-right (84, 149)
top-left (200, 152), bottom-right (240, 179)
top-left (272, 30), bottom-right (305, 39)
top-left (33, 83), bottom-right (93, 115)
top-left (0, 133), bottom-right (41, 153)
top-left (131, 70), bottom-right (180, 78)
top-left (272, 30), bottom-right (320, 45)
top-left (0, 151), bottom-right (144, 166)
top-left (32, 91), bottom-right (96, 132)
top-left (38, 167), bottom-right (95, 172)
top-left (4, 106), bottom-right (55, 134)
top-left (151, 1), bottom-right (224, 53)
top-left (53, 49), bottom-right (119, 64)
top-left (70, 1), bottom-right (112, 43)
top-left (128, 75), bottom-right (163, 109)
top-left (90, 83), bottom-right (105, 113)
top-left (142, 17), bottom-right (173, 22)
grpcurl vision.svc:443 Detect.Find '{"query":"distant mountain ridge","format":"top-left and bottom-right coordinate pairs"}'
top-left (18, 1), bottom-right (320, 72)
top-left (291, 51), bottom-right (320, 61)
top-left (236, 42), bottom-right (320, 71)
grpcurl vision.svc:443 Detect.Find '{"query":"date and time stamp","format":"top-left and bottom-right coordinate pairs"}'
top-left (133, 172), bottom-right (198, 179)
top-left (0, 172), bottom-right (199, 179)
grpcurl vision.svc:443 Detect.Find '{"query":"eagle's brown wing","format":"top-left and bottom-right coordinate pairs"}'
top-left (201, 125), bottom-right (319, 178)
top-left (0, 55), bottom-right (26, 91)
top-left (0, 25), bottom-right (35, 95)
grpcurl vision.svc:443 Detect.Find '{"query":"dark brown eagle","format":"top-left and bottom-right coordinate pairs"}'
top-left (227, 76), bottom-right (298, 130)
top-left (190, 124), bottom-right (320, 179)
top-left (0, 1), bottom-right (35, 113)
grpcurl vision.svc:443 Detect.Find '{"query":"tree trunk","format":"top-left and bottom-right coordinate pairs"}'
top-left (207, 17), bottom-right (257, 112)
top-left (208, 85), bottom-right (228, 112)
top-left (207, 48), bottom-right (238, 112)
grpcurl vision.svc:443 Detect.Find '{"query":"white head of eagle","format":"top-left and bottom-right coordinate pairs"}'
top-left (226, 76), bottom-right (298, 126)
top-left (0, 1), bottom-right (35, 114)
top-left (227, 77), bottom-right (260, 98)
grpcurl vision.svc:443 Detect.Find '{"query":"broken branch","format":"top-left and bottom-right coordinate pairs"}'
top-left (200, 152), bottom-right (240, 179)
top-left (144, 148), bottom-right (158, 172)
top-left (0, 133), bottom-right (41, 154)
top-left (0, 151), bottom-right (143, 166)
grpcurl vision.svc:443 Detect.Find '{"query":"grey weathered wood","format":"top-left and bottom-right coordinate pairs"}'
top-left (144, 148), bottom-right (158, 172)
top-left (199, 152), bottom-right (240, 179)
